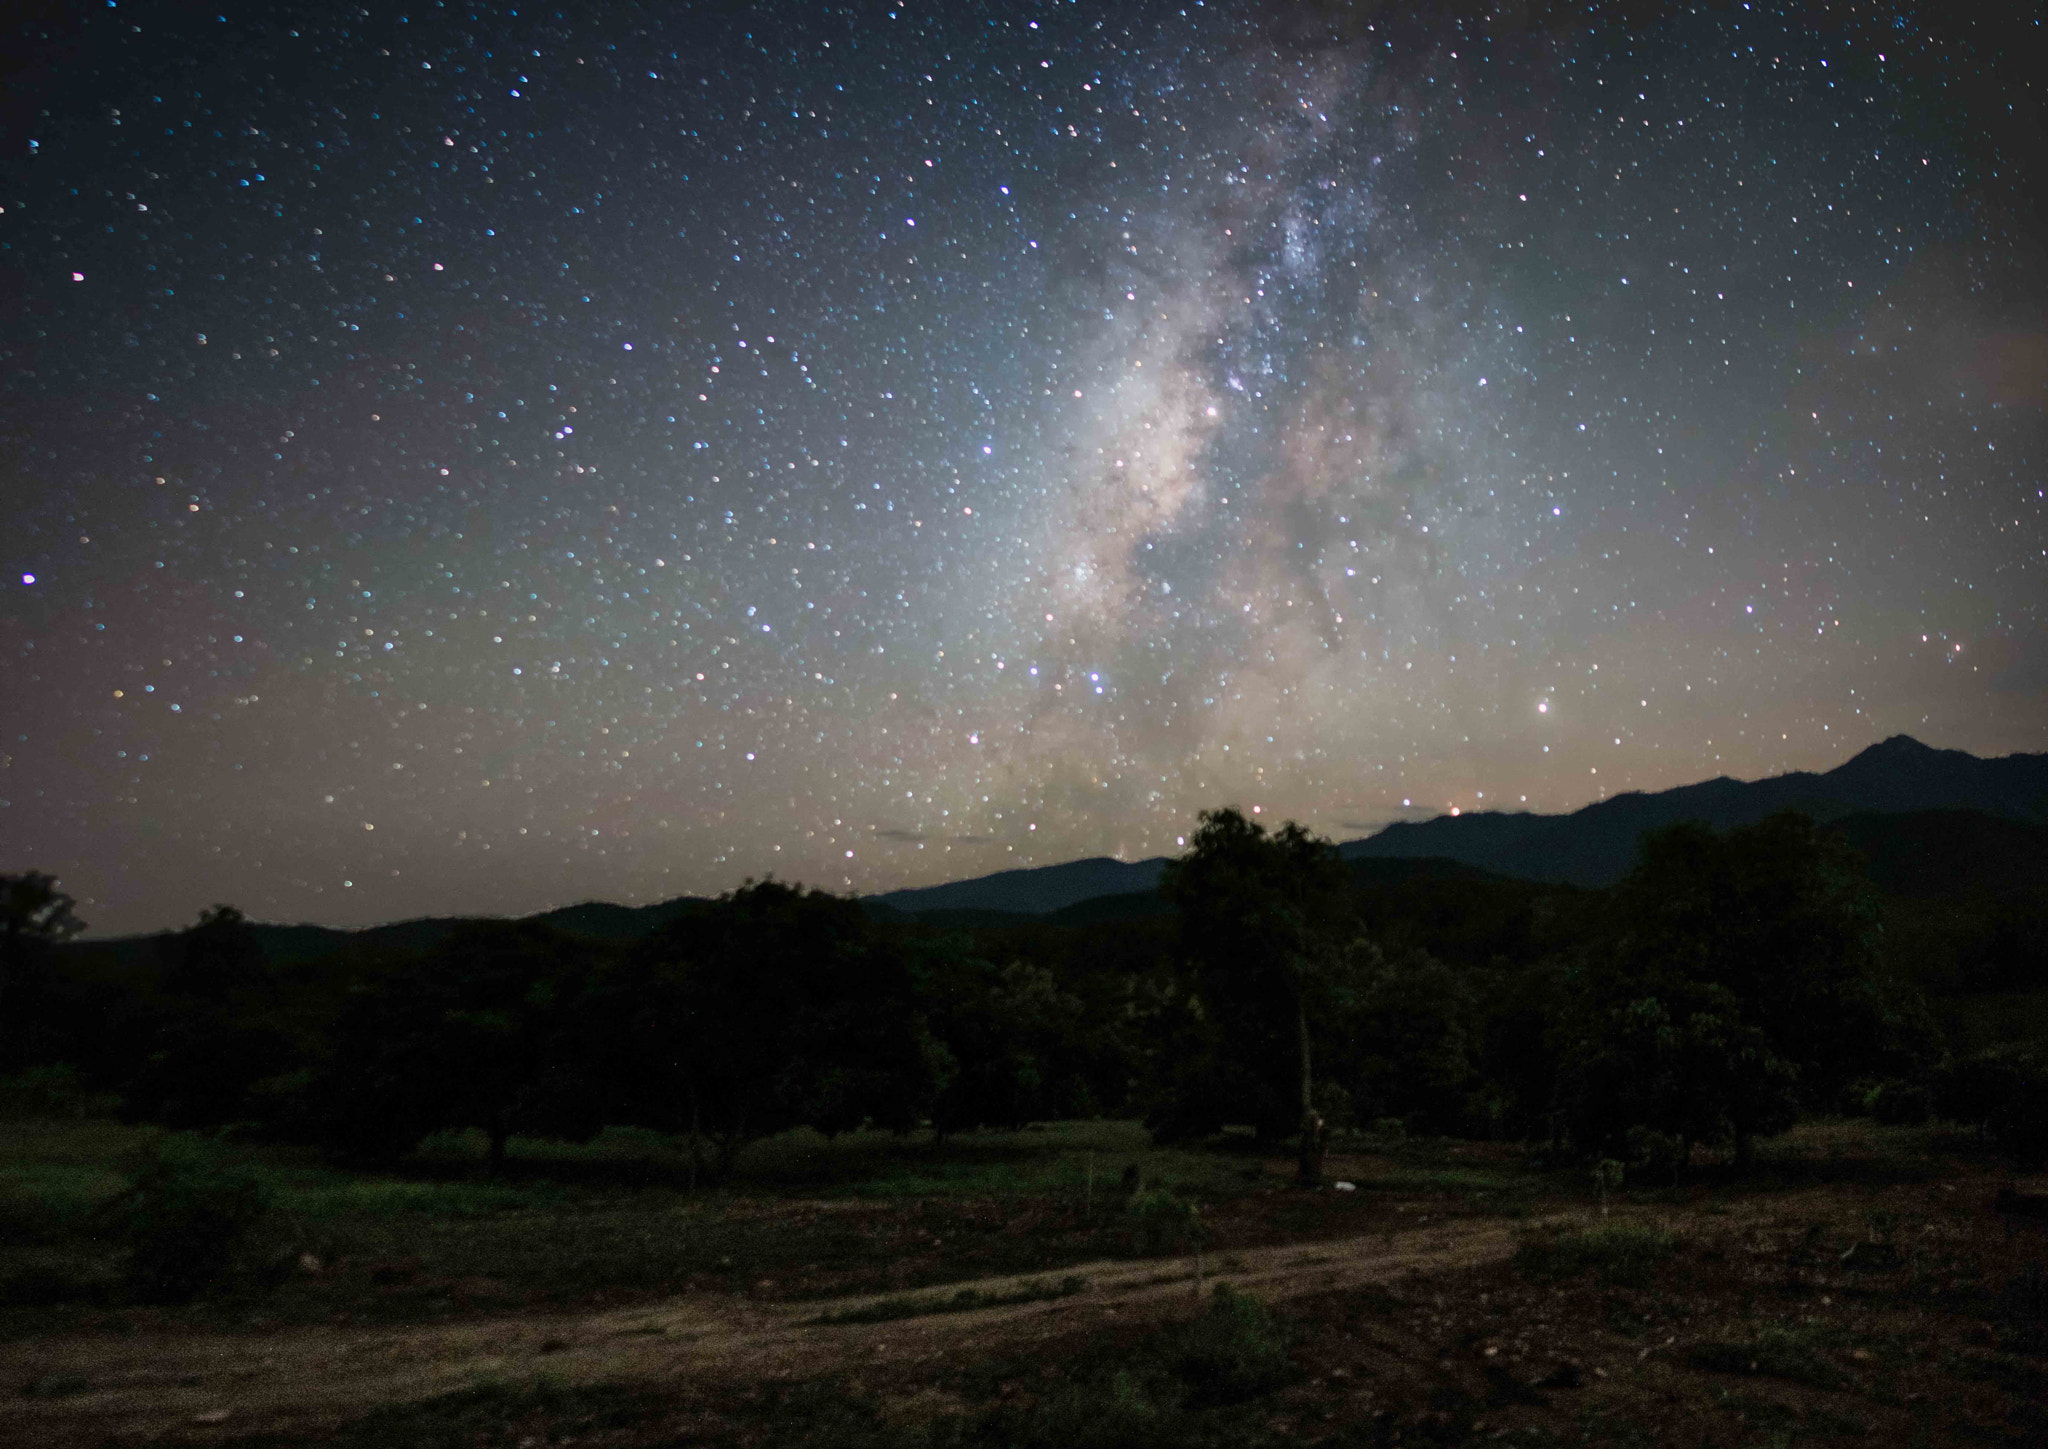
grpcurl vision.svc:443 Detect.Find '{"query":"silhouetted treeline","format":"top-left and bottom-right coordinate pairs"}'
top-left (4, 805), bottom-right (2046, 1175)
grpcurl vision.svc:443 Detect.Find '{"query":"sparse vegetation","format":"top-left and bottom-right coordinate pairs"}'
top-left (1684, 1322), bottom-right (1854, 1391)
top-left (99, 1134), bottom-right (273, 1304)
top-left (1514, 1220), bottom-right (1682, 1288)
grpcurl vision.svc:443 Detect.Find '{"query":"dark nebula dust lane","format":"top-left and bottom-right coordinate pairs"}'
top-left (3, 2), bottom-right (2042, 935)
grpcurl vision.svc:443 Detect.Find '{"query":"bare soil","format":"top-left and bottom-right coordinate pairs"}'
top-left (5, 1206), bottom-right (1524, 1444)
top-left (7, 1148), bottom-right (2046, 1447)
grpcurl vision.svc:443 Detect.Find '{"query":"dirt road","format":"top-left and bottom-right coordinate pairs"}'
top-left (6, 1214), bottom-right (1534, 1444)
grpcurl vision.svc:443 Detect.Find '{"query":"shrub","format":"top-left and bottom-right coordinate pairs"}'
top-left (1684, 1324), bottom-right (1850, 1390)
top-left (1621, 1126), bottom-right (1688, 1184)
top-left (1005, 1286), bottom-right (1294, 1443)
top-left (1865, 1078), bottom-right (1934, 1126)
top-left (1938, 1047), bottom-right (2048, 1161)
top-left (0, 1063), bottom-right (98, 1120)
top-left (1514, 1221), bottom-right (1681, 1289)
top-left (99, 1136), bottom-right (272, 1303)
top-left (1127, 1187), bottom-right (1204, 1256)
top-left (1010, 1370), bottom-right (1175, 1449)
top-left (1168, 1284), bottom-right (1296, 1407)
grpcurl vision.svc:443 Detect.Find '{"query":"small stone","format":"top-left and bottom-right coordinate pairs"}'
top-left (192, 1409), bottom-right (232, 1425)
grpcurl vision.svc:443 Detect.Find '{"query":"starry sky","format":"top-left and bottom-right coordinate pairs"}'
top-left (3, 1), bottom-right (2043, 937)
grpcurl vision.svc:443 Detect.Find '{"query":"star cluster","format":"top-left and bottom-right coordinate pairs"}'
top-left (4, 2), bottom-right (2043, 934)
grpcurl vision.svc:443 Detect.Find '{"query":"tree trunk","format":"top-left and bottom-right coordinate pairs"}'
top-left (1295, 990), bottom-right (1324, 1187)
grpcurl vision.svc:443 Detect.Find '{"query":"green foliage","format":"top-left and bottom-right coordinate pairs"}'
top-left (99, 1135), bottom-right (272, 1303)
top-left (984, 1285), bottom-right (1295, 1446)
top-left (596, 881), bottom-right (940, 1179)
top-left (300, 920), bottom-right (609, 1168)
top-left (0, 1063), bottom-right (99, 1120)
top-left (1126, 1185), bottom-right (1204, 1255)
top-left (1007, 1370), bottom-right (1176, 1449)
top-left (1337, 942), bottom-right (1479, 1135)
top-left (159, 903), bottom-right (265, 1004)
top-left (1609, 814), bottom-right (1894, 1096)
top-left (1153, 808), bottom-right (1354, 1145)
top-left (1590, 1157), bottom-right (1625, 1210)
top-left (0, 871), bottom-right (85, 1072)
top-left (123, 1019), bottom-right (301, 1131)
top-left (1936, 1045), bottom-right (2048, 1161)
top-left (1168, 1283), bottom-right (1296, 1406)
top-left (1564, 987), bottom-right (1798, 1166)
top-left (1855, 1077), bottom-right (1935, 1125)
top-left (1514, 1220), bottom-right (1681, 1288)
top-left (1683, 1323), bottom-right (1852, 1390)
top-left (1557, 813), bottom-right (1912, 1163)
top-left (915, 942), bottom-right (1108, 1137)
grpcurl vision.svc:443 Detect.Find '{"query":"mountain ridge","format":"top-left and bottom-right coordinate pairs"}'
top-left (1339, 735), bottom-right (2048, 887)
top-left (869, 735), bottom-right (2048, 912)
top-left (54, 736), bottom-right (2047, 960)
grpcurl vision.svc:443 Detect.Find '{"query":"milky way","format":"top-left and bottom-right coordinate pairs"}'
top-left (4, 2), bottom-right (2043, 934)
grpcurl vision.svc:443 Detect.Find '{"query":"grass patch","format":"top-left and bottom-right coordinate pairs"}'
top-left (1163, 1282), bottom-right (1296, 1407)
top-left (814, 1274), bottom-right (1089, 1324)
top-left (1514, 1220), bottom-right (1682, 1288)
top-left (1684, 1323), bottom-right (1853, 1391)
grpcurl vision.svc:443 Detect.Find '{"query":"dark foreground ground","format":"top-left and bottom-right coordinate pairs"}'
top-left (5, 1119), bottom-right (2046, 1447)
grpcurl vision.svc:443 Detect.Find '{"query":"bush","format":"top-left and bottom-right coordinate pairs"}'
top-left (1126, 1187), bottom-right (1203, 1256)
top-left (1684, 1324), bottom-right (1850, 1390)
top-left (1864, 1078), bottom-right (1934, 1126)
top-left (1010, 1370), bottom-right (1175, 1449)
top-left (1621, 1126), bottom-right (1688, 1185)
top-left (1003, 1286), bottom-right (1295, 1444)
top-left (1937, 1047), bottom-right (2048, 1161)
top-left (1169, 1284), bottom-right (1296, 1407)
top-left (0, 1063), bottom-right (99, 1120)
top-left (99, 1136), bottom-right (272, 1303)
top-left (1514, 1221), bottom-right (1681, 1289)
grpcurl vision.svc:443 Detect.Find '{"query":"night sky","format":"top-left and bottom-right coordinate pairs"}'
top-left (4, 2), bottom-right (2043, 937)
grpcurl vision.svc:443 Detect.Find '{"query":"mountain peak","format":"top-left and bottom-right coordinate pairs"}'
top-left (1834, 735), bottom-right (1957, 776)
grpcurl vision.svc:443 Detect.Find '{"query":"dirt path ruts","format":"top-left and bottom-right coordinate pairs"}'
top-left (6, 1215), bottom-right (1539, 1444)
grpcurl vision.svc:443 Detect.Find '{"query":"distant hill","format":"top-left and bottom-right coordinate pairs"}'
top-left (865, 855), bottom-right (1174, 917)
top-left (848, 736), bottom-right (2048, 913)
top-left (57, 737), bottom-right (2043, 971)
top-left (1342, 736), bottom-right (2048, 887)
top-left (56, 896), bottom-right (714, 979)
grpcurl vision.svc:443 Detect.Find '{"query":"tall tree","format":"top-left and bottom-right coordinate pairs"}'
top-left (306, 921), bottom-right (606, 1171)
top-left (0, 872), bottom-right (85, 1071)
top-left (602, 881), bottom-right (938, 1181)
top-left (1570, 812), bottom-right (1909, 1166)
top-left (1160, 809), bottom-right (1354, 1184)
top-left (160, 904), bottom-right (265, 1004)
